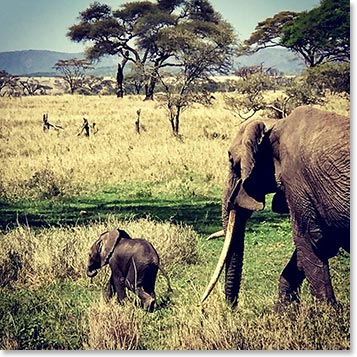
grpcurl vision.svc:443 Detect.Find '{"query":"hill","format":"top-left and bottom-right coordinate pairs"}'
top-left (0, 50), bottom-right (118, 77)
top-left (236, 47), bottom-right (305, 75)
top-left (0, 50), bottom-right (82, 76)
top-left (0, 48), bottom-right (305, 77)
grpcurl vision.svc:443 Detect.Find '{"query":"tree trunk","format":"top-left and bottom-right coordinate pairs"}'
top-left (174, 108), bottom-right (180, 136)
top-left (169, 106), bottom-right (181, 136)
top-left (116, 55), bottom-right (129, 98)
top-left (144, 76), bottom-right (157, 101)
top-left (116, 63), bottom-right (124, 98)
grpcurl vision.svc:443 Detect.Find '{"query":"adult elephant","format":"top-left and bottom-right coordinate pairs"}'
top-left (201, 106), bottom-right (350, 310)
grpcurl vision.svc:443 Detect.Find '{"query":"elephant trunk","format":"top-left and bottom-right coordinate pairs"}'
top-left (224, 209), bottom-right (246, 307)
top-left (201, 177), bottom-right (250, 307)
top-left (201, 209), bottom-right (236, 304)
top-left (222, 179), bottom-right (248, 307)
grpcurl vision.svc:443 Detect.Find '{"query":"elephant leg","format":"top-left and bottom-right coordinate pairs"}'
top-left (112, 273), bottom-right (127, 304)
top-left (104, 276), bottom-right (116, 302)
top-left (137, 286), bottom-right (156, 312)
top-left (142, 268), bottom-right (157, 298)
top-left (275, 249), bottom-right (305, 312)
top-left (296, 244), bottom-right (336, 303)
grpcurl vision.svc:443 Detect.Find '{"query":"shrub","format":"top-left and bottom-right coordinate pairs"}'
top-left (25, 169), bottom-right (62, 199)
top-left (305, 62), bottom-right (350, 95)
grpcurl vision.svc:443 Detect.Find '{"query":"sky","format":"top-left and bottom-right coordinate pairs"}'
top-left (0, 0), bottom-right (329, 53)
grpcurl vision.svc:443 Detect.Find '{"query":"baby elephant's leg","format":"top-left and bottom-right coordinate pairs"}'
top-left (137, 287), bottom-right (156, 312)
top-left (112, 274), bottom-right (127, 304)
top-left (104, 276), bottom-right (115, 302)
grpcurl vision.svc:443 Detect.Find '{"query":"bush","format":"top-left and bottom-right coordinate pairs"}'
top-left (304, 62), bottom-right (350, 95)
top-left (25, 169), bottom-right (62, 199)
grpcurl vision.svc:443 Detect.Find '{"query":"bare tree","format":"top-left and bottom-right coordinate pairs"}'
top-left (53, 58), bottom-right (93, 94)
top-left (19, 78), bottom-right (52, 96)
top-left (0, 70), bottom-right (20, 97)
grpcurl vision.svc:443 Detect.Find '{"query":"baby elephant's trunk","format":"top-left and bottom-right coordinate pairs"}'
top-left (86, 267), bottom-right (98, 278)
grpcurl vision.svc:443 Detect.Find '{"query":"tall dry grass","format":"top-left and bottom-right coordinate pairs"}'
top-left (86, 298), bottom-right (143, 350)
top-left (0, 217), bottom-right (199, 290)
top-left (1, 93), bottom-right (349, 201)
top-left (0, 94), bottom-right (237, 200)
top-left (0, 93), bottom-right (350, 350)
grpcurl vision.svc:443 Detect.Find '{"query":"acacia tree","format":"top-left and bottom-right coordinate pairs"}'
top-left (19, 78), bottom-right (52, 96)
top-left (244, 0), bottom-right (350, 67)
top-left (243, 11), bottom-right (298, 52)
top-left (53, 58), bottom-right (93, 94)
top-left (68, 0), bottom-right (236, 100)
top-left (157, 18), bottom-right (237, 135)
top-left (68, 1), bottom-right (177, 99)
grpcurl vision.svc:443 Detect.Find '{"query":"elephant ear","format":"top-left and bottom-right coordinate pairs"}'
top-left (117, 229), bottom-right (131, 240)
top-left (236, 121), bottom-right (274, 211)
top-left (99, 229), bottom-right (121, 266)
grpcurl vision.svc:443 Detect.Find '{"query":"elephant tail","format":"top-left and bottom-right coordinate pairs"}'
top-left (158, 264), bottom-right (173, 293)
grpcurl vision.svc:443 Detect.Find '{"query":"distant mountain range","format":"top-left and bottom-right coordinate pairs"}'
top-left (0, 50), bottom-right (118, 77)
top-left (236, 47), bottom-right (305, 75)
top-left (0, 48), bottom-right (305, 77)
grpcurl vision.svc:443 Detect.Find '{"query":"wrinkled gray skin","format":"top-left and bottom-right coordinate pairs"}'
top-left (221, 106), bottom-right (350, 310)
top-left (87, 228), bottom-right (172, 312)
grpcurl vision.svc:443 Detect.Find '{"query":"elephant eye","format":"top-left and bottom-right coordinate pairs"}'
top-left (228, 151), bottom-right (241, 178)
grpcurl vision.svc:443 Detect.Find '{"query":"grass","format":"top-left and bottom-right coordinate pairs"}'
top-left (0, 214), bottom-right (349, 350)
top-left (0, 93), bottom-right (350, 350)
top-left (0, 192), bottom-right (222, 235)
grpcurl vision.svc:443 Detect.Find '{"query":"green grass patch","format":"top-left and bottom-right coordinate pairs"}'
top-left (0, 187), bottom-right (222, 235)
top-left (0, 193), bottom-right (350, 350)
top-left (0, 281), bottom-right (94, 349)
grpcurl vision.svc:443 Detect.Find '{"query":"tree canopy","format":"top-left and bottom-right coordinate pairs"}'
top-left (243, 0), bottom-right (349, 67)
top-left (68, 0), bottom-right (238, 99)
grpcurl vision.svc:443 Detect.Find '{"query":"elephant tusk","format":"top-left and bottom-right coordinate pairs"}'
top-left (206, 230), bottom-right (225, 240)
top-left (201, 209), bottom-right (236, 304)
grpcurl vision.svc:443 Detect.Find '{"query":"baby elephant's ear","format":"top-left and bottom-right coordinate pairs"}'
top-left (100, 229), bottom-right (121, 266)
top-left (117, 229), bottom-right (131, 239)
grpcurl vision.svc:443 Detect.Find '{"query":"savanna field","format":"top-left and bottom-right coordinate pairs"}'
top-left (0, 93), bottom-right (350, 350)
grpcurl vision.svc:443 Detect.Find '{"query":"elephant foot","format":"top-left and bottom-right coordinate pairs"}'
top-left (139, 295), bottom-right (155, 312)
top-left (144, 297), bottom-right (156, 313)
top-left (275, 278), bottom-right (302, 315)
top-left (137, 287), bottom-right (156, 312)
top-left (276, 263), bottom-right (304, 314)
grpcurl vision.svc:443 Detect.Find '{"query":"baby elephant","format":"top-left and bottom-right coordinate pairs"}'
top-left (87, 228), bottom-right (172, 312)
